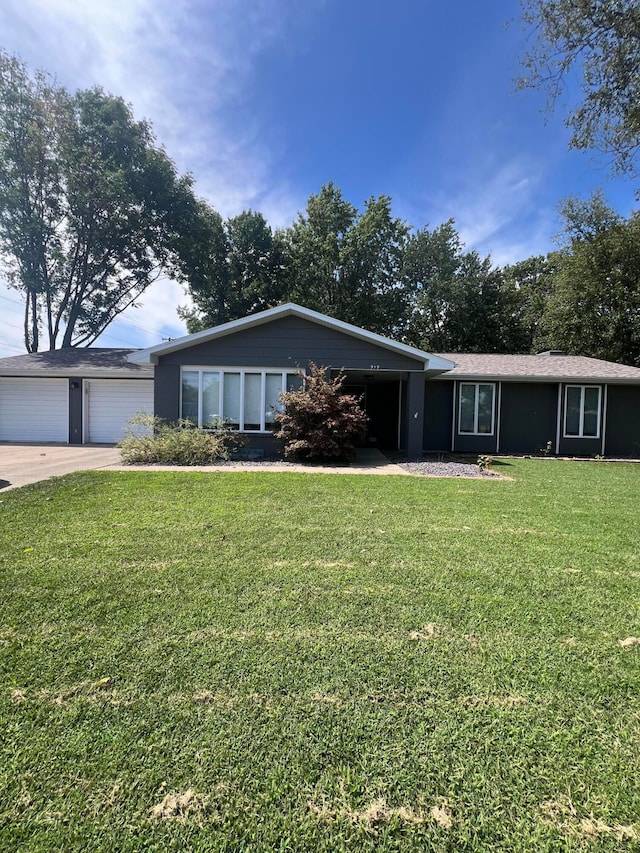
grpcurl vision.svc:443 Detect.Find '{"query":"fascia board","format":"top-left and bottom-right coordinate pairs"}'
top-left (434, 373), bottom-right (640, 384)
top-left (0, 369), bottom-right (154, 379)
top-left (127, 303), bottom-right (456, 371)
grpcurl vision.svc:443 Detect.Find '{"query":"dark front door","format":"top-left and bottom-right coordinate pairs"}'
top-left (344, 381), bottom-right (399, 450)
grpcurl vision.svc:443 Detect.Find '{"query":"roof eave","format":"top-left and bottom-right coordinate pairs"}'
top-left (127, 303), bottom-right (456, 369)
top-left (0, 368), bottom-right (154, 378)
top-left (435, 373), bottom-right (640, 383)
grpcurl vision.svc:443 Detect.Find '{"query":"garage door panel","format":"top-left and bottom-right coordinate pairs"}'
top-left (87, 380), bottom-right (154, 444)
top-left (0, 378), bottom-right (68, 442)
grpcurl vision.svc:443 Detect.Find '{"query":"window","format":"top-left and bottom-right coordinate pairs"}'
top-left (458, 383), bottom-right (495, 435)
top-left (180, 368), bottom-right (302, 432)
top-left (564, 385), bottom-right (601, 438)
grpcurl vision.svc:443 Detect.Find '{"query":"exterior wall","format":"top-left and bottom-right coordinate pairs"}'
top-left (69, 379), bottom-right (83, 444)
top-left (158, 316), bottom-right (423, 371)
top-left (424, 380), bottom-right (454, 452)
top-left (405, 372), bottom-right (425, 457)
top-left (154, 364), bottom-right (181, 423)
top-left (154, 316), bottom-right (425, 435)
top-left (605, 385), bottom-right (640, 456)
top-left (499, 382), bottom-right (557, 454)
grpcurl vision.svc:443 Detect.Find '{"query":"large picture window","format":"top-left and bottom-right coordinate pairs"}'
top-left (458, 383), bottom-right (495, 435)
top-left (181, 368), bottom-right (303, 432)
top-left (564, 385), bottom-right (601, 438)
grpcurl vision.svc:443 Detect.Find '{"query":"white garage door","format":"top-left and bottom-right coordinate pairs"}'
top-left (0, 377), bottom-right (69, 442)
top-left (86, 379), bottom-right (154, 444)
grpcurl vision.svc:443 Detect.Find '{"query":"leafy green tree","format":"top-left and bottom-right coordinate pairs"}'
top-left (403, 221), bottom-right (524, 353)
top-left (0, 51), bottom-right (197, 351)
top-left (402, 220), bottom-right (462, 349)
top-left (283, 183), bottom-right (409, 336)
top-left (177, 208), bottom-right (287, 332)
top-left (518, 0), bottom-right (640, 180)
top-left (538, 193), bottom-right (640, 365)
top-left (501, 254), bottom-right (558, 352)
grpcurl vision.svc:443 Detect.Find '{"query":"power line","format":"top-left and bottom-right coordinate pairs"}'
top-left (1, 292), bottom-right (179, 341)
top-left (0, 292), bottom-right (23, 307)
top-left (0, 340), bottom-right (25, 354)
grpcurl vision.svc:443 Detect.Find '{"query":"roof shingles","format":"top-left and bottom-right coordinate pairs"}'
top-left (435, 353), bottom-right (640, 381)
top-left (1, 346), bottom-right (640, 383)
top-left (0, 348), bottom-right (153, 377)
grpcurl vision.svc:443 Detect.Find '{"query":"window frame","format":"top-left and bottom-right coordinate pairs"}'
top-left (180, 367), bottom-right (302, 433)
top-left (563, 384), bottom-right (602, 439)
top-left (458, 382), bottom-right (496, 436)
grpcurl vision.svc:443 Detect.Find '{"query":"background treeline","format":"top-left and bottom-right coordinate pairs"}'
top-left (2, 48), bottom-right (639, 364)
top-left (177, 184), bottom-right (640, 366)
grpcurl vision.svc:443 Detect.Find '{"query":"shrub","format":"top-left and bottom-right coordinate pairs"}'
top-left (273, 363), bottom-right (367, 461)
top-left (477, 454), bottom-right (494, 472)
top-left (118, 414), bottom-right (245, 465)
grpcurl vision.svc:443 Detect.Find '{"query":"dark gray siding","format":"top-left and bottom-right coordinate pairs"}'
top-left (159, 316), bottom-right (424, 371)
top-left (69, 379), bottom-right (83, 444)
top-left (558, 435), bottom-right (602, 456)
top-left (499, 382), bottom-right (557, 454)
top-left (454, 433), bottom-right (497, 453)
top-left (424, 380), bottom-right (453, 451)
top-left (154, 364), bottom-right (180, 422)
top-left (605, 385), bottom-right (640, 456)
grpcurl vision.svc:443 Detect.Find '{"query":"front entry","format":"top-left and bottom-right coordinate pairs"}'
top-left (343, 380), bottom-right (400, 450)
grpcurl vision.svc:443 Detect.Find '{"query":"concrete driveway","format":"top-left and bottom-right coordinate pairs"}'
top-left (0, 443), bottom-right (122, 491)
top-left (0, 444), bottom-right (409, 491)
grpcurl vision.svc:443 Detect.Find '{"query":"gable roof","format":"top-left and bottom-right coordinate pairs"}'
top-left (128, 303), bottom-right (456, 372)
top-left (436, 353), bottom-right (640, 383)
top-left (0, 348), bottom-right (154, 378)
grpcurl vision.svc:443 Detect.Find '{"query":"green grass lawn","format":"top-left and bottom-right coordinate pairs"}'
top-left (1, 459), bottom-right (640, 851)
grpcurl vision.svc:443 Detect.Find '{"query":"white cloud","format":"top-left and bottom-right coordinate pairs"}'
top-left (0, 0), bottom-right (316, 216)
top-left (0, 0), bottom-right (318, 355)
top-left (0, 277), bottom-right (190, 356)
top-left (404, 156), bottom-right (557, 266)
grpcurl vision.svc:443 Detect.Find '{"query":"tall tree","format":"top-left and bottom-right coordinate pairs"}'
top-left (402, 220), bottom-right (463, 349)
top-left (501, 254), bottom-right (558, 352)
top-left (177, 208), bottom-right (287, 333)
top-left (0, 51), bottom-right (197, 351)
top-left (538, 193), bottom-right (640, 365)
top-left (518, 0), bottom-right (640, 181)
top-left (404, 221), bottom-right (524, 353)
top-left (283, 183), bottom-right (409, 336)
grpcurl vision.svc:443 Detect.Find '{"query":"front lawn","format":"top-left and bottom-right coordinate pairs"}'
top-left (1, 460), bottom-right (639, 850)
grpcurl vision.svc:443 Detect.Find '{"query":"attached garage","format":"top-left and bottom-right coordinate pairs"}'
top-left (85, 379), bottom-right (154, 444)
top-left (0, 377), bottom-right (69, 442)
top-left (0, 348), bottom-right (155, 445)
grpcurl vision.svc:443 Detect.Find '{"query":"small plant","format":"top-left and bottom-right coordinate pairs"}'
top-left (539, 440), bottom-right (554, 456)
top-left (477, 454), bottom-right (494, 472)
top-left (273, 363), bottom-right (367, 461)
top-left (118, 414), bottom-right (245, 465)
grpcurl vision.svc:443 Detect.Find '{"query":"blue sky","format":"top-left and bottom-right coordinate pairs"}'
top-left (0, 0), bottom-right (637, 356)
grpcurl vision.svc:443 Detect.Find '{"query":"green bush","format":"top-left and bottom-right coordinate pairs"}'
top-left (118, 414), bottom-right (245, 465)
top-left (274, 363), bottom-right (367, 461)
